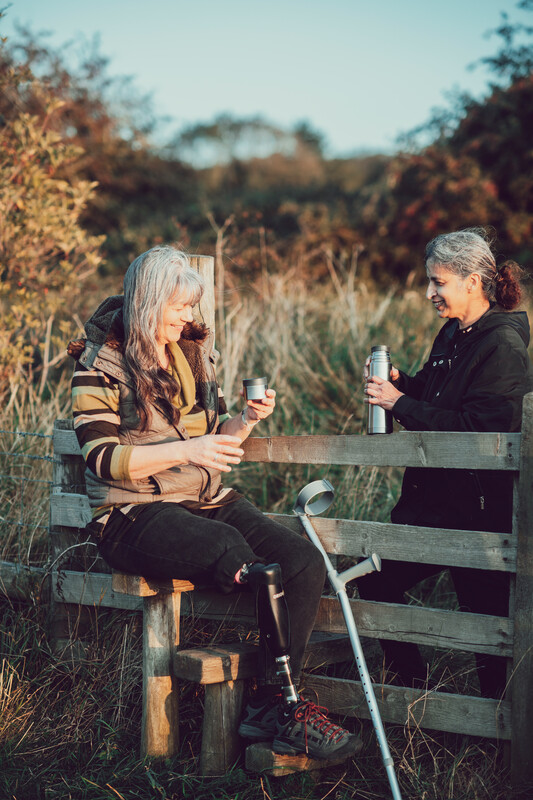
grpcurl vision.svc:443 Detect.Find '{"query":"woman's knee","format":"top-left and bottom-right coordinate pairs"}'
top-left (304, 541), bottom-right (327, 579)
top-left (282, 538), bottom-right (327, 586)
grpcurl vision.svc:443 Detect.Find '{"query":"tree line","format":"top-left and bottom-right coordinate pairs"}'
top-left (0, 2), bottom-right (531, 399)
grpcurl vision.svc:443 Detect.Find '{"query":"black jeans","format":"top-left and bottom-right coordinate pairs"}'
top-left (95, 497), bottom-right (326, 687)
top-left (357, 558), bottom-right (510, 699)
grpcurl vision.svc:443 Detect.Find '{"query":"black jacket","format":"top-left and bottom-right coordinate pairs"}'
top-left (391, 306), bottom-right (533, 533)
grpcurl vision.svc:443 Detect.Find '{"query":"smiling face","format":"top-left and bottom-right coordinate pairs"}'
top-left (156, 293), bottom-right (194, 347)
top-left (426, 263), bottom-right (473, 325)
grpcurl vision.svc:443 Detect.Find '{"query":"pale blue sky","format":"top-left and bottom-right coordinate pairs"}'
top-left (2, 0), bottom-right (528, 156)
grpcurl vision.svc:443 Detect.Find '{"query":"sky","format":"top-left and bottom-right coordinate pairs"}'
top-left (1, 0), bottom-right (529, 158)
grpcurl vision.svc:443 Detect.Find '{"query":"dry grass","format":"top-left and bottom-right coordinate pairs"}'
top-left (0, 370), bottom-right (74, 567)
top-left (0, 597), bottom-right (515, 800)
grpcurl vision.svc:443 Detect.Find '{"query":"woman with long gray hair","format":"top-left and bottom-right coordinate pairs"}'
top-left (68, 245), bottom-right (361, 762)
top-left (363, 227), bottom-right (533, 699)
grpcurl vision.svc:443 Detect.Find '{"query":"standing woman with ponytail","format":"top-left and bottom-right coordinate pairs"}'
top-left (363, 228), bottom-right (533, 699)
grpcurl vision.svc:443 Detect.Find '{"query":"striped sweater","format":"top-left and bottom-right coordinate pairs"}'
top-left (72, 343), bottom-right (230, 485)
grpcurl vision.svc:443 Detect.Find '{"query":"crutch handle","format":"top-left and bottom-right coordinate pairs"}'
top-left (339, 553), bottom-right (382, 585)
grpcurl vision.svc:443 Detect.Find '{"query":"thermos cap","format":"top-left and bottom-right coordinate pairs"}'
top-left (243, 377), bottom-right (268, 387)
top-left (371, 345), bottom-right (389, 353)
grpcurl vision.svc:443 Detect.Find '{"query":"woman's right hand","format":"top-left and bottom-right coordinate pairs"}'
top-left (363, 356), bottom-right (400, 384)
top-left (182, 434), bottom-right (244, 472)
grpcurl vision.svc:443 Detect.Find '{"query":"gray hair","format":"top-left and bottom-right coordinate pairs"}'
top-left (123, 245), bottom-right (204, 363)
top-left (121, 246), bottom-right (205, 430)
top-left (425, 228), bottom-right (523, 309)
top-left (425, 228), bottom-right (497, 299)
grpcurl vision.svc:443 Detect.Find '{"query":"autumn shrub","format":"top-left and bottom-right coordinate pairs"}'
top-left (0, 102), bottom-right (104, 400)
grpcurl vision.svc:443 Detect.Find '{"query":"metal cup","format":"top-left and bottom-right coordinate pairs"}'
top-left (243, 377), bottom-right (268, 401)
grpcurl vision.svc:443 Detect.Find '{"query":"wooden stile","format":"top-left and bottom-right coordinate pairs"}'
top-left (49, 415), bottom-right (532, 782)
top-left (45, 252), bottom-right (533, 786)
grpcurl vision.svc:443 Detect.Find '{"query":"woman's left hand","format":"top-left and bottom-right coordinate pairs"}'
top-left (365, 376), bottom-right (403, 411)
top-left (246, 389), bottom-right (276, 422)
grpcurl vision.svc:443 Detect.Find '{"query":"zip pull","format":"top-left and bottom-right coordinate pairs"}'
top-left (480, 496), bottom-right (485, 511)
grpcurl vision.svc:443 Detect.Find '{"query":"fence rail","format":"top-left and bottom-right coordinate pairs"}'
top-left (50, 490), bottom-right (516, 572)
top-left (243, 430), bottom-right (520, 469)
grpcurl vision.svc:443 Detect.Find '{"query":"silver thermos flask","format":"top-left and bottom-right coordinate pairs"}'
top-left (367, 345), bottom-right (393, 435)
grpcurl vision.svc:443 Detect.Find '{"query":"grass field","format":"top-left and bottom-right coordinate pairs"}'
top-left (0, 272), bottom-right (522, 799)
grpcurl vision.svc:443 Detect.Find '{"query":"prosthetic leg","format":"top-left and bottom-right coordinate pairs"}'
top-left (241, 562), bottom-right (299, 705)
top-left (240, 562), bottom-right (363, 763)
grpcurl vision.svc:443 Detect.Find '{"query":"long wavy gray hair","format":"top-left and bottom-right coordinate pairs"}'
top-left (123, 245), bottom-right (204, 429)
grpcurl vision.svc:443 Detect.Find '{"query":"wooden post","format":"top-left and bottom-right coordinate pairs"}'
top-left (190, 255), bottom-right (215, 334)
top-left (49, 420), bottom-right (101, 650)
top-left (511, 392), bottom-right (533, 789)
top-left (141, 590), bottom-right (182, 757)
top-left (200, 681), bottom-right (245, 775)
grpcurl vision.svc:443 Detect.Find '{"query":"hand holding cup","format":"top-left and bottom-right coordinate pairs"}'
top-left (242, 376), bottom-right (276, 422)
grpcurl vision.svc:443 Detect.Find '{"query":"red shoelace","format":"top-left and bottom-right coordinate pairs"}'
top-left (292, 700), bottom-right (348, 751)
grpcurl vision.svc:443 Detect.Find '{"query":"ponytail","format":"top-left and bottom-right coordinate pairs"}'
top-left (494, 260), bottom-right (523, 310)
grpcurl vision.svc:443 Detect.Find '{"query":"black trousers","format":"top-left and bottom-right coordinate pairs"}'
top-left (357, 558), bottom-right (509, 698)
top-left (94, 497), bottom-right (326, 687)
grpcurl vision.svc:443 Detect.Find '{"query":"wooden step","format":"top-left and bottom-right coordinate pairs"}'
top-left (245, 741), bottom-right (356, 776)
top-left (173, 633), bottom-right (353, 685)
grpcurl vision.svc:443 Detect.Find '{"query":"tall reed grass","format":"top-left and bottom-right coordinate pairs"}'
top-left (217, 270), bottom-right (440, 523)
top-left (0, 274), bottom-right (519, 799)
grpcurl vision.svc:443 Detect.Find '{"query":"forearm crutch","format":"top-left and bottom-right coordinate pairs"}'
top-left (294, 479), bottom-right (403, 800)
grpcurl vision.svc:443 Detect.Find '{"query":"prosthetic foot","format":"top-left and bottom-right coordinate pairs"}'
top-left (241, 562), bottom-right (299, 704)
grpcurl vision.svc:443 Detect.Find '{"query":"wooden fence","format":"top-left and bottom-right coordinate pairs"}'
top-left (50, 415), bottom-right (533, 779)
top-left (46, 255), bottom-right (533, 789)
